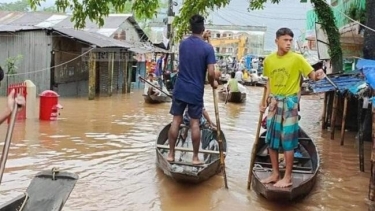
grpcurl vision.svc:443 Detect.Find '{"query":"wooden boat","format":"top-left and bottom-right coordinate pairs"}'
top-left (0, 169), bottom-right (78, 210)
top-left (218, 91), bottom-right (246, 103)
top-left (143, 87), bottom-right (171, 104)
top-left (156, 123), bottom-right (227, 183)
top-left (251, 127), bottom-right (320, 201)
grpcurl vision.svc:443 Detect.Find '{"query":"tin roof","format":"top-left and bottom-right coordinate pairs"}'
top-left (0, 11), bottom-right (164, 52)
top-left (52, 28), bottom-right (133, 48)
top-left (0, 12), bottom-right (148, 41)
top-left (309, 73), bottom-right (366, 95)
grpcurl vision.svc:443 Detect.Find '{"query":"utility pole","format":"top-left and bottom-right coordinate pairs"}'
top-left (167, 0), bottom-right (175, 73)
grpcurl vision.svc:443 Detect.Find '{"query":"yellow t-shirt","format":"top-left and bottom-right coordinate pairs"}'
top-left (263, 52), bottom-right (313, 96)
top-left (228, 78), bottom-right (239, 92)
top-left (243, 71), bottom-right (249, 80)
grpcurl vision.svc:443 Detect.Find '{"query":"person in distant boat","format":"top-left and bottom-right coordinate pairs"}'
top-left (259, 28), bottom-right (325, 188)
top-left (183, 107), bottom-right (216, 129)
top-left (180, 107), bottom-right (216, 140)
top-left (167, 14), bottom-right (218, 165)
top-left (235, 66), bottom-right (244, 84)
top-left (225, 72), bottom-right (239, 92)
top-left (0, 66), bottom-right (25, 124)
top-left (143, 73), bottom-right (161, 96)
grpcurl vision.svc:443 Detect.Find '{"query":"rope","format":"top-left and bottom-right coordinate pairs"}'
top-left (253, 164), bottom-right (271, 172)
top-left (51, 167), bottom-right (60, 180)
top-left (5, 47), bottom-right (95, 76)
top-left (17, 192), bottom-right (29, 211)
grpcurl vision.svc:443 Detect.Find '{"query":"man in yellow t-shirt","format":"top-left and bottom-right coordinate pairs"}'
top-left (227, 72), bottom-right (239, 92)
top-left (258, 27), bottom-right (326, 188)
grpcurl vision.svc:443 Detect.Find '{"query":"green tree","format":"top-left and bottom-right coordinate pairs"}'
top-left (0, 0), bottom-right (30, 11)
top-left (28, 0), bottom-right (343, 72)
top-left (42, 6), bottom-right (59, 12)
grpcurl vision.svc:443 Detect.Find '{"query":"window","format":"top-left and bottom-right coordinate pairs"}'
top-left (227, 48), bottom-right (233, 53)
top-left (215, 47), bottom-right (220, 53)
top-left (222, 33), bottom-right (227, 37)
top-left (216, 33), bottom-right (221, 38)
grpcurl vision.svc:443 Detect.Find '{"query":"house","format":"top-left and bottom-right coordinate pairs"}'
top-left (0, 11), bottom-right (165, 98)
top-left (305, 0), bottom-right (365, 71)
top-left (205, 24), bottom-right (267, 59)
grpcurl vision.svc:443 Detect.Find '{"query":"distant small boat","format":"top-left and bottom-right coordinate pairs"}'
top-left (218, 91), bottom-right (246, 103)
top-left (251, 127), bottom-right (320, 201)
top-left (143, 87), bottom-right (171, 104)
top-left (155, 123), bottom-right (227, 184)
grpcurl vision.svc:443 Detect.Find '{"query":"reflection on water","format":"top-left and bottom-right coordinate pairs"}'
top-left (0, 87), bottom-right (371, 211)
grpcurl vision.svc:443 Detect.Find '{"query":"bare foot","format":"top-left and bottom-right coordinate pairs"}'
top-left (192, 156), bottom-right (204, 165)
top-left (260, 173), bottom-right (279, 184)
top-left (167, 153), bottom-right (175, 162)
top-left (273, 177), bottom-right (292, 188)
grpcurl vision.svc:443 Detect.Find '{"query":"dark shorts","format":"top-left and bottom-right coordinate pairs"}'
top-left (170, 98), bottom-right (203, 119)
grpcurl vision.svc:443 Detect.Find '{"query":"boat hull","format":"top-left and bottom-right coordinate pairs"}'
top-left (251, 127), bottom-right (320, 201)
top-left (218, 91), bottom-right (246, 103)
top-left (156, 123), bottom-right (227, 184)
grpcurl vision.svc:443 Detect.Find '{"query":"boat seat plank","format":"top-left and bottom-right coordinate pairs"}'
top-left (253, 171), bottom-right (314, 190)
top-left (259, 136), bottom-right (312, 141)
top-left (254, 162), bottom-right (313, 172)
top-left (169, 161), bottom-right (207, 167)
top-left (157, 144), bottom-right (225, 155)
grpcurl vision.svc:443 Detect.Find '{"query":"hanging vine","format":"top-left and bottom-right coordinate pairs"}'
top-left (310, 0), bottom-right (343, 73)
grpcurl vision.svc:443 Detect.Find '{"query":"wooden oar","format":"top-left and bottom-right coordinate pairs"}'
top-left (213, 88), bottom-right (228, 189)
top-left (138, 75), bottom-right (172, 98)
top-left (0, 99), bottom-right (19, 185)
top-left (224, 86), bottom-right (229, 105)
top-left (247, 86), bottom-right (267, 190)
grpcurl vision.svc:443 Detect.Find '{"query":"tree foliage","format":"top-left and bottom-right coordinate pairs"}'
top-left (28, 0), bottom-right (344, 72)
top-left (0, 0), bottom-right (30, 11)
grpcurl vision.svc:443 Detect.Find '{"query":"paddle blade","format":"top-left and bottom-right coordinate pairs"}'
top-left (22, 170), bottom-right (78, 211)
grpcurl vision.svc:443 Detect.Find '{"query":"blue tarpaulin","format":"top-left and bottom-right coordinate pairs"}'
top-left (309, 74), bottom-right (365, 94)
top-left (356, 59), bottom-right (375, 89)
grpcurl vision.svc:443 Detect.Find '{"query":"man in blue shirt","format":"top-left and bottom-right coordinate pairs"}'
top-left (167, 14), bottom-right (218, 165)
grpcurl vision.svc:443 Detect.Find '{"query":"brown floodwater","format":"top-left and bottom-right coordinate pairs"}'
top-left (0, 86), bottom-right (372, 211)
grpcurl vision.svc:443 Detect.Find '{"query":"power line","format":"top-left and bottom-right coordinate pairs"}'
top-left (6, 47), bottom-right (95, 76)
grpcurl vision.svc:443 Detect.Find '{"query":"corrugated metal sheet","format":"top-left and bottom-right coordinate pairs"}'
top-left (0, 31), bottom-right (52, 95)
top-left (0, 24), bottom-right (38, 32)
top-left (52, 28), bottom-right (133, 48)
top-left (0, 12), bottom-right (148, 40)
top-left (309, 73), bottom-right (366, 94)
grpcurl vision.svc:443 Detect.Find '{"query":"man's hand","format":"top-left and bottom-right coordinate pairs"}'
top-left (259, 102), bottom-right (267, 113)
top-left (211, 80), bottom-right (218, 89)
top-left (7, 89), bottom-right (25, 113)
top-left (316, 69), bottom-right (326, 80)
top-left (203, 30), bottom-right (211, 41)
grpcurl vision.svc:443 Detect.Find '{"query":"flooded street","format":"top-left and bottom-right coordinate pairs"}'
top-left (0, 86), bottom-right (372, 211)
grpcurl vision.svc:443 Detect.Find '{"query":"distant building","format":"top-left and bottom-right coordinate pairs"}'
top-left (305, 0), bottom-right (365, 60)
top-left (205, 24), bottom-right (267, 59)
top-left (0, 12), bottom-right (165, 97)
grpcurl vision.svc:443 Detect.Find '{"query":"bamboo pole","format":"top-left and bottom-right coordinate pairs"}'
top-left (247, 87), bottom-right (267, 190)
top-left (108, 53), bottom-right (114, 96)
top-left (359, 97), bottom-right (366, 172)
top-left (122, 52), bottom-right (128, 94)
top-left (330, 93), bottom-right (338, 140)
top-left (88, 52), bottom-right (96, 100)
top-left (368, 102), bottom-right (375, 201)
top-left (322, 92), bottom-right (328, 130)
top-left (340, 95), bottom-right (348, 145)
top-left (325, 92), bottom-right (334, 130)
top-left (213, 88), bottom-right (228, 189)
